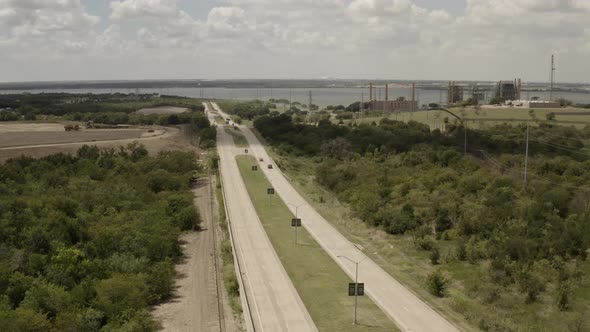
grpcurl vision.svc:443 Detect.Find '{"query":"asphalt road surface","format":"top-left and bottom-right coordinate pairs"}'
top-left (207, 104), bottom-right (317, 332)
top-left (212, 103), bottom-right (459, 332)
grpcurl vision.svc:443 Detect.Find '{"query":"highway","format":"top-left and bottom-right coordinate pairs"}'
top-left (205, 103), bottom-right (318, 332)
top-left (212, 103), bottom-right (460, 332)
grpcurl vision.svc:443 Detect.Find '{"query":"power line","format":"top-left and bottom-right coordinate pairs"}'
top-left (531, 138), bottom-right (590, 156)
top-left (531, 130), bottom-right (584, 142)
top-left (477, 148), bottom-right (590, 191)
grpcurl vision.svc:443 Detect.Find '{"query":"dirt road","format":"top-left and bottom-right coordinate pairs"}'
top-left (212, 103), bottom-right (459, 332)
top-left (154, 178), bottom-right (239, 332)
top-left (211, 111), bottom-right (317, 332)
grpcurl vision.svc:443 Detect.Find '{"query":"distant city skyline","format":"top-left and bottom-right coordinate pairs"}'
top-left (1, 0), bottom-right (589, 83)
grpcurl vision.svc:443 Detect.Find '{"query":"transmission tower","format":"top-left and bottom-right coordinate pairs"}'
top-left (549, 54), bottom-right (556, 101)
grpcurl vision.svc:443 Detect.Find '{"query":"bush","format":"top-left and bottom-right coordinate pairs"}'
top-left (427, 269), bottom-right (448, 297)
top-left (430, 247), bottom-right (440, 265)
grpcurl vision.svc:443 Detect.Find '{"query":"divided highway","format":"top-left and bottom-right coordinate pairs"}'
top-left (205, 103), bottom-right (317, 332)
top-left (212, 103), bottom-right (460, 332)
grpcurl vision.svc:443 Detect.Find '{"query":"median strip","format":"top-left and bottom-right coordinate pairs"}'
top-left (236, 155), bottom-right (398, 332)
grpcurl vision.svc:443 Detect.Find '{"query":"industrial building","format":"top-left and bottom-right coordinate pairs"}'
top-left (447, 81), bottom-right (463, 104)
top-left (368, 83), bottom-right (418, 112)
top-left (495, 78), bottom-right (522, 102)
top-left (470, 85), bottom-right (486, 104)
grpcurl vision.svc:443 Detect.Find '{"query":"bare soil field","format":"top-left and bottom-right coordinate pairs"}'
top-left (137, 106), bottom-right (189, 115)
top-left (0, 122), bottom-right (189, 162)
top-left (0, 130), bottom-right (151, 148)
top-left (0, 122), bottom-right (68, 132)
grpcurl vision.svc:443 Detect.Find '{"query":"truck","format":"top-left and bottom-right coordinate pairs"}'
top-left (64, 124), bottom-right (80, 131)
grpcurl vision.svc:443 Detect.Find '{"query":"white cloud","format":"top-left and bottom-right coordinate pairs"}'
top-left (110, 0), bottom-right (180, 19)
top-left (1, 0), bottom-right (590, 82)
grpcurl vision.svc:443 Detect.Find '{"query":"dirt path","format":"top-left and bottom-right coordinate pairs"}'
top-left (154, 177), bottom-right (240, 332)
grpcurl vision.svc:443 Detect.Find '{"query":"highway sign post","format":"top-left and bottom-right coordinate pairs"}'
top-left (267, 188), bottom-right (274, 206)
top-left (291, 218), bottom-right (301, 244)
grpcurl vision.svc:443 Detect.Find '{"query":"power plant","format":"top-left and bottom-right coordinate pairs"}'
top-left (494, 78), bottom-right (522, 102)
top-left (447, 81), bottom-right (464, 104)
top-left (368, 82), bottom-right (418, 112)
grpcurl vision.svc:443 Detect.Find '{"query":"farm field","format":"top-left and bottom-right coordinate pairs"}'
top-left (136, 106), bottom-right (189, 115)
top-left (0, 129), bottom-right (150, 148)
top-left (0, 122), bottom-right (182, 162)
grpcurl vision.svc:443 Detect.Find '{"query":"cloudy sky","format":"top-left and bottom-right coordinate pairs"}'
top-left (1, 0), bottom-right (589, 82)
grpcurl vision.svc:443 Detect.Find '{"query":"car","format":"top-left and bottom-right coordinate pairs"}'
top-left (268, 164), bottom-right (273, 169)
top-left (259, 158), bottom-right (263, 162)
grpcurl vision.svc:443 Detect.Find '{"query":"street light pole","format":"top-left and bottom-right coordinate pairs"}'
top-left (294, 206), bottom-right (299, 245)
top-left (354, 260), bottom-right (358, 324)
top-left (338, 251), bottom-right (367, 325)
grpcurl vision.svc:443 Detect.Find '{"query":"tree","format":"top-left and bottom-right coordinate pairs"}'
top-left (95, 274), bottom-right (149, 319)
top-left (546, 112), bottom-right (556, 121)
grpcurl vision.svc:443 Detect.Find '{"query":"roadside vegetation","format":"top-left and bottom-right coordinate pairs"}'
top-left (252, 112), bottom-right (590, 331)
top-left (0, 144), bottom-right (202, 331)
top-left (235, 155), bottom-right (398, 332)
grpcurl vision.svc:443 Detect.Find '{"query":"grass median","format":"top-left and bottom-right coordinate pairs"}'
top-left (236, 155), bottom-right (398, 332)
top-left (225, 128), bottom-right (248, 148)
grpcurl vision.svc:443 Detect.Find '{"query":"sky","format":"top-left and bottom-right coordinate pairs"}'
top-left (1, 0), bottom-right (590, 83)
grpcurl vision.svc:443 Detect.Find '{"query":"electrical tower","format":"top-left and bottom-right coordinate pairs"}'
top-left (550, 54), bottom-right (556, 101)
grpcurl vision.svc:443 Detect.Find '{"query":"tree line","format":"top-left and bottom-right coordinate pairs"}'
top-left (0, 93), bottom-right (205, 122)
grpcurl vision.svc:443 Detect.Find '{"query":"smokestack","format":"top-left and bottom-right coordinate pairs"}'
top-left (369, 83), bottom-right (373, 101)
top-left (448, 81), bottom-right (452, 105)
top-left (518, 78), bottom-right (522, 100)
top-left (411, 83), bottom-right (416, 112)
top-left (385, 84), bottom-right (389, 101)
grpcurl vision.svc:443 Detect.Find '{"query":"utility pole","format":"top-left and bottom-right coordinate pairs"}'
top-left (524, 122), bottom-right (530, 186)
top-left (464, 121), bottom-right (467, 154)
top-left (361, 91), bottom-right (364, 122)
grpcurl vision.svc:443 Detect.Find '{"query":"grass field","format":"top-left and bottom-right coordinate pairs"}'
top-left (262, 148), bottom-right (590, 332)
top-left (224, 128), bottom-right (248, 148)
top-left (340, 107), bottom-right (590, 130)
top-left (236, 155), bottom-right (399, 332)
top-left (214, 115), bottom-right (225, 125)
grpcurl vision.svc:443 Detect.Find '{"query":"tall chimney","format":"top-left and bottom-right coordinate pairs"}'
top-left (385, 84), bottom-right (389, 101)
top-left (411, 83), bottom-right (416, 112)
top-left (369, 83), bottom-right (373, 101)
top-left (448, 81), bottom-right (452, 105)
top-left (518, 78), bottom-right (522, 100)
